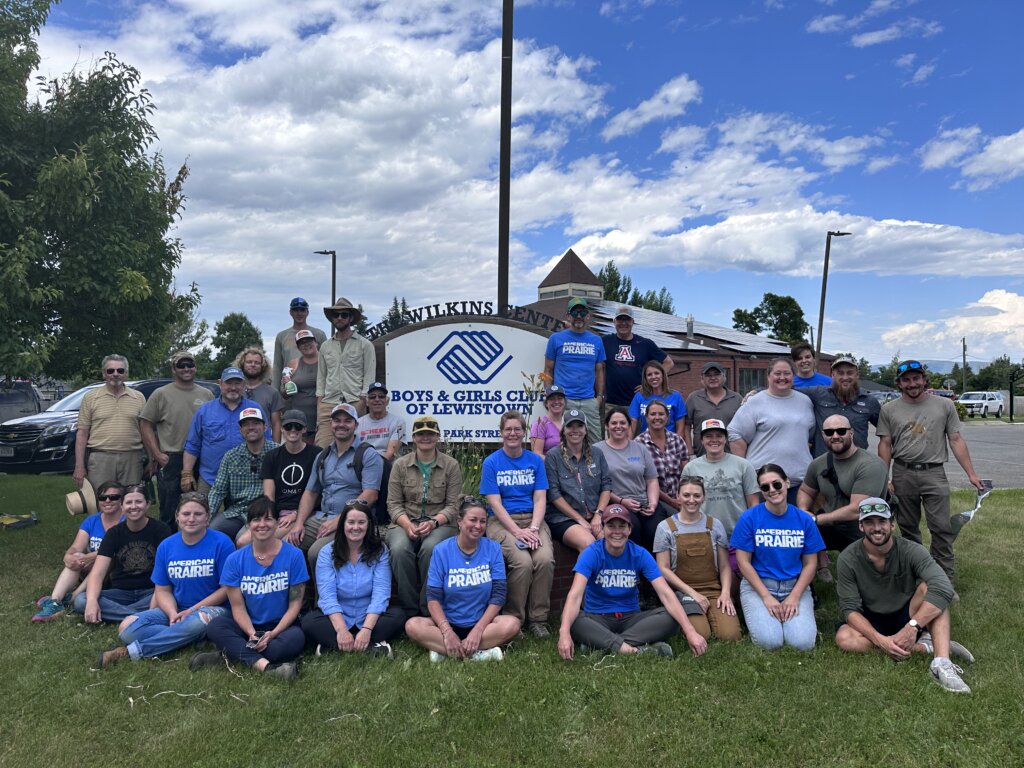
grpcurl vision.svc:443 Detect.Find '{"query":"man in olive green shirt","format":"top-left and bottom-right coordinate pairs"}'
top-left (835, 498), bottom-right (974, 694)
top-left (315, 297), bottom-right (376, 447)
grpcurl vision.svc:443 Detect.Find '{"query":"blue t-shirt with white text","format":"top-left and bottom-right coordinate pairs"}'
top-left (152, 529), bottom-right (235, 609)
top-left (220, 543), bottom-right (309, 625)
top-left (545, 329), bottom-right (606, 399)
top-left (79, 512), bottom-right (122, 552)
top-left (480, 448), bottom-right (548, 514)
top-left (729, 503), bottom-right (825, 581)
top-left (573, 539), bottom-right (663, 614)
top-left (427, 536), bottom-right (506, 627)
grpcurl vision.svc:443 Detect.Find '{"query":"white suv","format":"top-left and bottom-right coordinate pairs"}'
top-left (958, 391), bottom-right (1005, 418)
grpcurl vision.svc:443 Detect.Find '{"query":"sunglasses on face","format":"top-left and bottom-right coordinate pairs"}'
top-left (98, 494), bottom-right (123, 502)
top-left (332, 311), bottom-right (351, 319)
top-left (568, 308), bottom-right (588, 318)
top-left (367, 393), bottom-right (386, 400)
top-left (282, 423), bottom-right (304, 432)
top-left (174, 361), bottom-right (196, 369)
top-left (759, 480), bottom-right (785, 493)
top-left (896, 361), bottom-right (923, 375)
top-left (822, 427), bottom-right (850, 436)
top-left (105, 368), bottom-right (126, 375)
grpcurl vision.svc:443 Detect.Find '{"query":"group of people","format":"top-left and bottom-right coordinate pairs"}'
top-left (31, 297), bottom-right (983, 693)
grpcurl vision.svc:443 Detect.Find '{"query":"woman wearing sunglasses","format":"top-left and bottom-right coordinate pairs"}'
top-left (76, 485), bottom-right (171, 623)
top-left (33, 482), bottom-right (126, 622)
top-left (730, 464), bottom-right (825, 650)
top-left (653, 476), bottom-right (740, 643)
top-left (95, 493), bottom-right (234, 667)
top-left (405, 497), bottom-right (521, 661)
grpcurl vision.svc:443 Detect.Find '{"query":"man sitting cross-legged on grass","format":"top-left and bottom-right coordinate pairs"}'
top-left (835, 497), bottom-right (975, 694)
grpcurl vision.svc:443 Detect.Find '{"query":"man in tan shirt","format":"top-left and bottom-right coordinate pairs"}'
top-left (315, 297), bottom-right (376, 447)
top-left (74, 354), bottom-right (147, 490)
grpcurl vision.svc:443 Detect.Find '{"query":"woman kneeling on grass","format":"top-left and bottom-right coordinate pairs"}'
top-left (190, 498), bottom-right (308, 681)
top-left (96, 493), bottom-right (235, 667)
top-left (730, 464), bottom-right (825, 651)
top-left (557, 504), bottom-right (708, 660)
top-left (652, 477), bottom-right (740, 643)
top-left (405, 497), bottom-right (521, 662)
top-left (76, 485), bottom-right (171, 623)
top-left (33, 481), bottom-right (124, 622)
top-left (300, 500), bottom-right (407, 657)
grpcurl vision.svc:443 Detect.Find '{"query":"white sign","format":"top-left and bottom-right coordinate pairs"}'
top-left (386, 322), bottom-right (548, 442)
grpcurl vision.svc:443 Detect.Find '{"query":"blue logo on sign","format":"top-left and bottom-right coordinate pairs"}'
top-left (427, 330), bottom-right (514, 385)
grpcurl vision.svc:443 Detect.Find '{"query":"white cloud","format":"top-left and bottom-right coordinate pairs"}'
top-left (851, 17), bottom-right (942, 47)
top-left (919, 126), bottom-right (1024, 190)
top-left (602, 74), bottom-right (702, 140)
top-left (806, 14), bottom-right (849, 33)
top-left (866, 155), bottom-right (900, 173)
top-left (882, 290), bottom-right (1024, 359)
top-left (919, 127), bottom-right (983, 170)
top-left (894, 52), bottom-right (916, 68)
top-left (909, 62), bottom-right (936, 84)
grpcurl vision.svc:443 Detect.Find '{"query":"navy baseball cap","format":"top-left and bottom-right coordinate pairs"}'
top-left (221, 366), bottom-right (244, 381)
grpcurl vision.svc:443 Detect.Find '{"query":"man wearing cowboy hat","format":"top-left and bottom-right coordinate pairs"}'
top-left (272, 296), bottom-right (327, 390)
top-left (139, 351), bottom-right (214, 527)
top-left (315, 297), bottom-right (376, 448)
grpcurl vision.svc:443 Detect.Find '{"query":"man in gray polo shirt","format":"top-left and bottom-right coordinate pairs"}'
top-left (684, 363), bottom-right (742, 457)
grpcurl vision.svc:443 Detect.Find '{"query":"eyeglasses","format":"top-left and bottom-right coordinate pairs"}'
top-left (859, 503), bottom-right (890, 515)
top-left (98, 494), bottom-right (123, 502)
top-left (822, 427), bottom-right (850, 436)
top-left (105, 368), bottom-right (126, 375)
top-left (282, 423), bottom-right (304, 432)
top-left (680, 475), bottom-right (705, 486)
top-left (174, 361), bottom-right (196, 370)
top-left (896, 361), bottom-right (923, 375)
top-left (367, 393), bottom-right (386, 400)
top-left (502, 427), bottom-right (524, 434)
top-left (759, 480), bottom-right (785, 493)
top-left (332, 311), bottom-right (351, 319)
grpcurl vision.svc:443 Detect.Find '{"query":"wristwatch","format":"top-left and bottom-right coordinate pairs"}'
top-left (908, 619), bottom-right (922, 635)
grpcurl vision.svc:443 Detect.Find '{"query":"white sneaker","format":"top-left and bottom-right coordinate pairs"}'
top-left (429, 650), bottom-right (447, 663)
top-left (917, 632), bottom-right (975, 663)
top-left (469, 647), bottom-right (503, 662)
top-left (930, 658), bottom-right (971, 694)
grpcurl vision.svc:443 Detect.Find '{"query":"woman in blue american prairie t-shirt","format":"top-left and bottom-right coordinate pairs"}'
top-left (95, 492), bottom-right (234, 667)
top-left (557, 504), bottom-right (707, 660)
top-left (405, 498), bottom-right (521, 661)
top-left (196, 498), bottom-right (308, 679)
top-left (730, 463), bottom-right (825, 652)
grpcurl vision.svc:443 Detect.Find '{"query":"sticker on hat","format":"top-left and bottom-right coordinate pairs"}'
top-left (238, 407), bottom-right (265, 422)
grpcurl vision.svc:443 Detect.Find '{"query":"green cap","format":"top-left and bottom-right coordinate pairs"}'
top-left (567, 297), bottom-right (588, 311)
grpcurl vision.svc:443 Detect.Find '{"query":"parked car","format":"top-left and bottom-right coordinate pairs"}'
top-left (957, 391), bottom-right (1005, 418)
top-left (0, 379), bottom-right (219, 474)
top-left (0, 381), bottom-right (43, 424)
top-left (927, 389), bottom-right (956, 400)
top-left (869, 391), bottom-right (900, 405)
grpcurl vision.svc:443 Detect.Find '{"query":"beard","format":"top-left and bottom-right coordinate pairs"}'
top-left (833, 380), bottom-right (859, 403)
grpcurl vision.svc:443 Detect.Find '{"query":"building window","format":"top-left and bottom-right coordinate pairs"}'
top-left (739, 368), bottom-right (766, 395)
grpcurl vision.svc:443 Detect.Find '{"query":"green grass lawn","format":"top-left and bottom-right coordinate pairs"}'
top-left (2, 475), bottom-right (1022, 768)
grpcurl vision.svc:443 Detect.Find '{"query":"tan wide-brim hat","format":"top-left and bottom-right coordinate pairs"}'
top-left (66, 479), bottom-right (97, 516)
top-left (324, 297), bottom-right (363, 324)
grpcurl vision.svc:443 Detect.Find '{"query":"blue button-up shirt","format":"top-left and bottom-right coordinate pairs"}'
top-left (183, 397), bottom-right (270, 485)
top-left (315, 542), bottom-right (391, 629)
top-left (306, 435), bottom-right (383, 518)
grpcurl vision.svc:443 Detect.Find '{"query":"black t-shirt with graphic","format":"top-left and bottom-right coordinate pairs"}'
top-left (261, 443), bottom-right (322, 511)
top-left (97, 517), bottom-right (172, 590)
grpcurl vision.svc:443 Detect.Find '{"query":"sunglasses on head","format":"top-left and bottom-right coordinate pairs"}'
top-left (681, 475), bottom-right (705, 486)
top-left (174, 361), bottom-right (196, 369)
top-left (105, 368), bottom-right (126, 375)
top-left (859, 503), bottom-right (890, 515)
top-left (460, 495), bottom-right (485, 509)
top-left (759, 480), bottom-right (785, 493)
top-left (282, 423), bottom-right (304, 432)
top-left (822, 427), bottom-right (850, 436)
top-left (896, 361), bottom-right (923, 375)
top-left (98, 493), bottom-right (123, 502)
top-left (345, 498), bottom-right (370, 509)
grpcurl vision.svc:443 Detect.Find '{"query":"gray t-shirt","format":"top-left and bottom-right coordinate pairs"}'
top-left (593, 440), bottom-right (657, 507)
top-left (245, 383), bottom-right (284, 420)
top-left (356, 411), bottom-right (406, 453)
top-left (653, 512), bottom-right (728, 573)
top-left (683, 454), bottom-right (759, 535)
top-left (727, 389), bottom-right (815, 483)
top-left (876, 395), bottom-right (960, 465)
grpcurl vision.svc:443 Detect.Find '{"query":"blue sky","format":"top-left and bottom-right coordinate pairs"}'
top-left (34, 0), bottom-right (1024, 367)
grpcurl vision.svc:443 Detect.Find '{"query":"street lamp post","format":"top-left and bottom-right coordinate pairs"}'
top-left (497, 0), bottom-right (514, 318)
top-left (314, 249), bottom-right (337, 304)
top-left (814, 230), bottom-right (852, 362)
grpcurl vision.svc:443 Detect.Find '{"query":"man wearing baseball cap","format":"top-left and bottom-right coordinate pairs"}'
top-left (544, 297), bottom-right (606, 443)
top-left (601, 305), bottom-right (673, 410)
top-left (182, 367), bottom-right (268, 496)
top-left (835, 497), bottom-right (974, 693)
top-left (684, 363), bottom-right (742, 457)
top-left (290, 401), bottom-right (383, 569)
top-left (802, 353), bottom-right (880, 457)
top-left (139, 351), bottom-right (215, 527)
top-left (386, 416), bottom-right (462, 615)
top-left (357, 382), bottom-right (405, 462)
top-left (207, 408), bottom-right (279, 540)
top-left (683, 419), bottom-right (759, 539)
top-left (272, 296), bottom-right (327, 390)
top-left (876, 360), bottom-right (985, 586)
top-left (316, 297), bottom-right (376, 447)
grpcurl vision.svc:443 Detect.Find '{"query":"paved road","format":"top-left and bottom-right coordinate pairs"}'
top-left (866, 421), bottom-right (1024, 490)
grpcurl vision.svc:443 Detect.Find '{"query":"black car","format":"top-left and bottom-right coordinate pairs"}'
top-left (0, 379), bottom-right (219, 475)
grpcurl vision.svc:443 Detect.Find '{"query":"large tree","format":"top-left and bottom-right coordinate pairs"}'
top-left (597, 260), bottom-right (675, 314)
top-left (0, 0), bottom-right (193, 381)
top-left (194, 312), bottom-right (263, 380)
top-left (732, 293), bottom-right (810, 345)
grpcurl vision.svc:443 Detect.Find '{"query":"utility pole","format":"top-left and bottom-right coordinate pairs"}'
top-left (314, 250), bottom-right (337, 304)
top-left (815, 230), bottom-right (852, 362)
top-left (496, 0), bottom-right (514, 317)
top-left (961, 337), bottom-right (967, 394)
